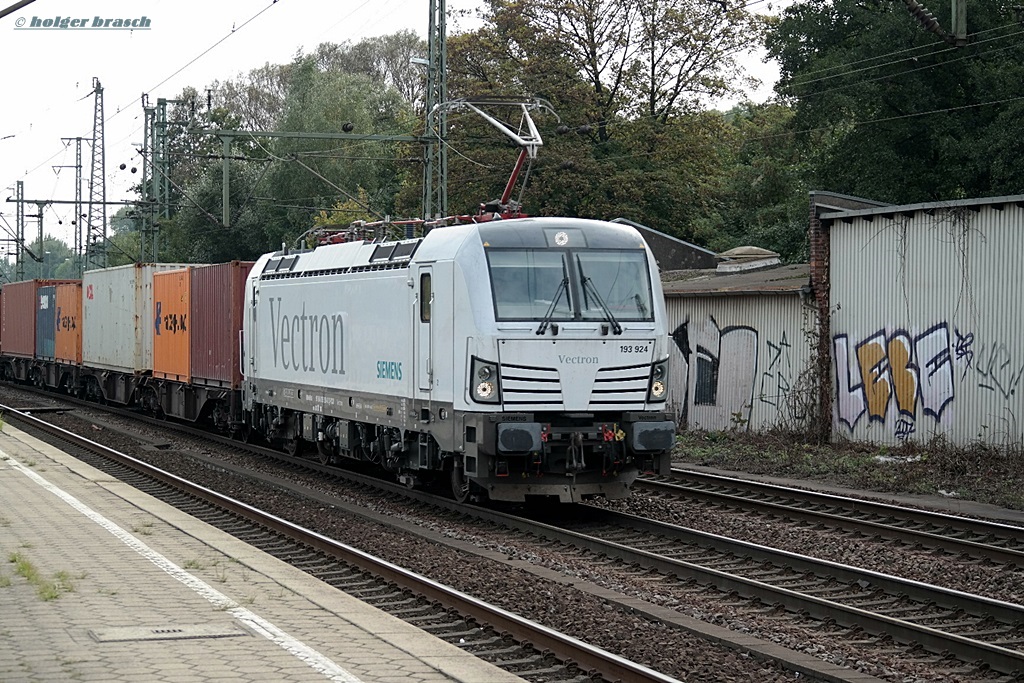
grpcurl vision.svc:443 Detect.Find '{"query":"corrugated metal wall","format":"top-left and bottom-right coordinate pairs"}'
top-left (830, 202), bottom-right (1024, 446)
top-left (664, 293), bottom-right (815, 432)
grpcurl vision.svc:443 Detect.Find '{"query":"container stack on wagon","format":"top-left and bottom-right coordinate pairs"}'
top-left (189, 261), bottom-right (252, 391)
top-left (0, 262), bottom-right (254, 432)
top-left (1, 280), bottom-right (77, 360)
top-left (82, 263), bottom-right (193, 374)
top-left (0, 279), bottom-right (79, 385)
top-left (54, 282), bottom-right (82, 365)
top-left (153, 267), bottom-right (193, 383)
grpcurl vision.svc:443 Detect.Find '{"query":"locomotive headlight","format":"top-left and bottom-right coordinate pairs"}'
top-left (647, 359), bottom-right (669, 402)
top-left (476, 380), bottom-right (496, 399)
top-left (470, 356), bottom-right (501, 404)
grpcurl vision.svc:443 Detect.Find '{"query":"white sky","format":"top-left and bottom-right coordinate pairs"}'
top-left (0, 0), bottom-right (782, 253)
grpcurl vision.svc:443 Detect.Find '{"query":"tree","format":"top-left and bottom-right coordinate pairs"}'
top-left (766, 0), bottom-right (1024, 202)
top-left (511, 0), bottom-right (766, 133)
top-left (627, 0), bottom-right (766, 120)
top-left (17, 236), bottom-right (74, 279)
top-left (691, 102), bottom-right (811, 262)
top-left (308, 33), bottom-right (428, 106)
top-left (218, 53), bottom-right (418, 245)
top-left (210, 62), bottom-right (293, 131)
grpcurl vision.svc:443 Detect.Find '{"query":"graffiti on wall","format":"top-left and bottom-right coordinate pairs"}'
top-left (834, 322), bottom-right (1024, 439)
top-left (975, 341), bottom-right (1024, 400)
top-left (672, 316), bottom-right (801, 430)
top-left (759, 332), bottom-right (795, 411)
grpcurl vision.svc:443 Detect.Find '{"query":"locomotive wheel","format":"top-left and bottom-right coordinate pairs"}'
top-left (450, 458), bottom-right (470, 503)
top-left (316, 441), bottom-right (332, 465)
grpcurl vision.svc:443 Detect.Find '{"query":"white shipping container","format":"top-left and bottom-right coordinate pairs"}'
top-left (83, 263), bottom-right (193, 372)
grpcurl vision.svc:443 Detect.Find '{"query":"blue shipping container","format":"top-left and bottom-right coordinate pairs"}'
top-left (36, 285), bottom-right (56, 360)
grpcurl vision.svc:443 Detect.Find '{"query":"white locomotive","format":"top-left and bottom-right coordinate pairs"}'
top-left (242, 216), bottom-right (675, 503)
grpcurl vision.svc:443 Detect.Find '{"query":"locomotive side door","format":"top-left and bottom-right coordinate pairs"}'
top-left (416, 267), bottom-right (433, 393)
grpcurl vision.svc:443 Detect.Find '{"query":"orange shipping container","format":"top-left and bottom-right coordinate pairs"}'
top-left (55, 282), bottom-right (82, 364)
top-left (153, 268), bottom-right (191, 382)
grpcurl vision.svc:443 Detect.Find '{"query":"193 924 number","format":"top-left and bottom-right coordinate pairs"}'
top-left (620, 344), bottom-right (649, 353)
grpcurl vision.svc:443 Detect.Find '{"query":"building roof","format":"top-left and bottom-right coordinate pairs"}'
top-left (819, 193), bottom-right (1024, 223)
top-left (660, 263), bottom-right (811, 297)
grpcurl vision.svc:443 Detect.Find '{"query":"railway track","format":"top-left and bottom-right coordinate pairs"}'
top-left (6, 387), bottom-right (1022, 681)
top-left (0, 403), bottom-right (676, 683)
top-left (530, 505), bottom-right (1024, 676)
top-left (638, 470), bottom-right (1024, 566)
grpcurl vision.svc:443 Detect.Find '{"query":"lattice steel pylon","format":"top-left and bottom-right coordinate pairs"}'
top-left (421, 0), bottom-right (447, 220)
top-left (15, 180), bottom-right (24, 281)
top-left (59, 136), bottom-right (84, 275)
top-left (85, 77), bottom-right (107, 270)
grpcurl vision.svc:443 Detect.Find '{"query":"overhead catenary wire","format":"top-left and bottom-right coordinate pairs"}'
top-left (746, 92), bottom-right (1024, 143)
top-left (784, 25), bottom-right (1024, 97)
top-left (786, 20), bottom-right (1022, 83)
top-left (5, 2), bottom-right (285, 202)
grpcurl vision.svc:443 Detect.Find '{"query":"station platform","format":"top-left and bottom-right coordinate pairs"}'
top-left (0, 423), bottom-right (527, 683)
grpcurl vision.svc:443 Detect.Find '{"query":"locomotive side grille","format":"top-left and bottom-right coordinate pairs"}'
top-left (498, 362), bottom-right (650, 408)
top-left (261, 262), bottom-right (409, 281)
top-left (591, 364), bottom-right (650, 405)
top-left (500, 363), bottom-right (561, 407)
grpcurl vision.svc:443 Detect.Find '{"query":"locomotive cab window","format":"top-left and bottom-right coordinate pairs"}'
top-left (486, 248), bottom-right (653, 322)
top-left (420, 273), bottom-right (431, 322)
top-left (487, 250), bottom-right (571, 320)
top-left (575, 251), bottom-right (654, 322)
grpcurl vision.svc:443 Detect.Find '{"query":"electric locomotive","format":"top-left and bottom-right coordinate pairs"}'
top-left (242, 216), bottom-right (675, 503)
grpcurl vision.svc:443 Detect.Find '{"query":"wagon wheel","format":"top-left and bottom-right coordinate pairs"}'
top-left (236, 424), bottom-right (253, 443)
top-left (284, 436), bottom-right (305, 457)
top-left (450, 456), bottom-right (470, 504)
top-left (316, 441), bottom-right (333, 465)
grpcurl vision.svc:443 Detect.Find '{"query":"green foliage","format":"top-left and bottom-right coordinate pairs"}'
top-left (88, 15), bottom-right (816, 264)
top-left (691, 102), bottom-right (811, 261)
top-left (7, 552), bottom-right (76, 601)
top-left (767, 0), bottom-right (1024, 202)
top-left (311, 190), bottom-right (377, 228)
top-left (0, 236), bottom-right (76, 281)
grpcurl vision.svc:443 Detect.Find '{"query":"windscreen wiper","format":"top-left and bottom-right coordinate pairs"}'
top-left (536, 277), bottom-right (568, 335)
top-left (579, 273), bottom-right (622, 335)
top-left (634, 293), bottom-right (648, 318)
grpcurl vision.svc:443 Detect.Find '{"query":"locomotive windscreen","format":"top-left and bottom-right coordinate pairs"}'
top-left (486, 247), bottom-right (654, 322)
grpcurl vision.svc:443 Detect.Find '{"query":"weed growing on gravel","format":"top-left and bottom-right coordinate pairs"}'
top-left (672, 430), bottom-right (1024, 510)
